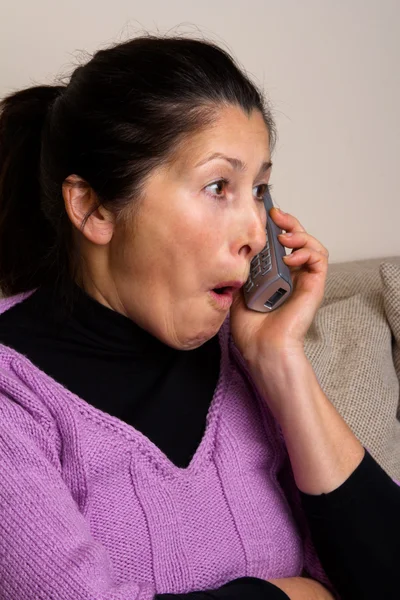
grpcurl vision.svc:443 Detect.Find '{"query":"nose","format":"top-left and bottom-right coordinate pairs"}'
top-left (237, 206), bottom-right (267, 263)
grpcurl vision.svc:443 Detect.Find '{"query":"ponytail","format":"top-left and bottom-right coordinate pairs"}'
top-left (0, 85), bottom-right (64, 296)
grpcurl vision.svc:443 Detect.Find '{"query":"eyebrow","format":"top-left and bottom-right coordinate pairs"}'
top-left (194, 152), bottom-right (273, 176)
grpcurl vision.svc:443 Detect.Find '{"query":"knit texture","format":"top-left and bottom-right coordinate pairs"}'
top-left (0, 291), bottom-right (332, 600)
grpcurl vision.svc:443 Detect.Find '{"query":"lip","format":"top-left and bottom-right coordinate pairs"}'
top-left (208, 281), bottom-right (244, 311)
top-left (208, 281), bottom-right (246, 311)
top-left (212, 280), bottom-right (245, 290)
top-left (209, 288), bottom-right (235, 310)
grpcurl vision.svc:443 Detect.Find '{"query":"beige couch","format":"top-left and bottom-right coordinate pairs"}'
top-left (304, 255), bottom-right (400, 480)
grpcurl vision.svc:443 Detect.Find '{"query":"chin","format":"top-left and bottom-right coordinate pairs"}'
top-left (161, 299), bottom-right (225, 350)
top-left (172, 320), bottom-right (220, 351)
top-left (188, 314), bottom-right (225, 350)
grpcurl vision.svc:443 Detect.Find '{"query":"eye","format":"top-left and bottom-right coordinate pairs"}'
top-left (204, 178), bottom-right (229, 199)
top-left (253, 183), bottom-right (272, 201)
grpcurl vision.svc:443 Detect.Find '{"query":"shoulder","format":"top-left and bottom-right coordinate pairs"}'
top-left (0, 289), bottom-right (45, 402)
top-left (0, 299), bottom-right (60, 443)
top-left (0, 343), bottom-right (62, 466)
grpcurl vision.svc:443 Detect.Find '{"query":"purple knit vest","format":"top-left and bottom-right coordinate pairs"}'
top-left (0, 292), bottom-right (333, 599)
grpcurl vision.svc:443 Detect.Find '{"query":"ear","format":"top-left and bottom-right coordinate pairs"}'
top-left (62, 174), bottom-right (115, 245)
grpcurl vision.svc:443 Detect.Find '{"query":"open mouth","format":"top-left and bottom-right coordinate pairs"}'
top-left (209, 281), bottom-right (243, 309)
top-left (209, 286), bottom-right (235, 309)
top-left (212, 286), bottom-right (230, 295)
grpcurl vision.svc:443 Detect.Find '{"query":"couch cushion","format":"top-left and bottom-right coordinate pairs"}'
top-left (322, 255), bottom-right (400, 305)
top-left (380, 262), bottom-right (400, 419)
top-left (305, 268), bottom-right (400, 480)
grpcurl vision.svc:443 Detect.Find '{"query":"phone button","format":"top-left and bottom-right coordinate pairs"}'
top-left (250, 255), bottom-right (259, 267)
top-left (261, 264), bottom-right (272, 275)
top-left (244, 280), bottom-right (254, 292)
top-left (251, 265), bottom-right (261, 279)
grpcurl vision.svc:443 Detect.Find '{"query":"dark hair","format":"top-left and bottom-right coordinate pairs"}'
top-left (0, 34), bottom-right (277, 301)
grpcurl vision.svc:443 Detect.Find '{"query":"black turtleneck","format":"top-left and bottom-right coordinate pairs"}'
top-left (0, 283), bottom-right (399, 600)
top-left (0, 283), bottom-right (221, 469)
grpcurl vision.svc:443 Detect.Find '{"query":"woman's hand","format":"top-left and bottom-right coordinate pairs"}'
top-left (268, 577), bottom-right (335, 600)
top-left (230, 207), bottom-right (329, 363)
top-left (229, 207), bottom-right (365, 494)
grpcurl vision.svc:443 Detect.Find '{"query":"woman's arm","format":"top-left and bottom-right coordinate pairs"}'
top-left (299, 449), bottom-right (400, 599)
top-left (247, 348), bottom-right (365, 495)
top-left (247, 348), bottom-right (400, 599)
top-left (268, 577), bottom-right (334, 600)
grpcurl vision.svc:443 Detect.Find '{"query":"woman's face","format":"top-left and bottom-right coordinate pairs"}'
top-left (85, 105), bottom-right (271, 350)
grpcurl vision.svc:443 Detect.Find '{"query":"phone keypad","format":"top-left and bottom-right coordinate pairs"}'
top-left (244, 230), bottom-right (272, 293)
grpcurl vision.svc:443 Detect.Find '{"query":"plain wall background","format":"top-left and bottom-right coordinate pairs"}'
top-left (1, 0), bottom-right (399, 263)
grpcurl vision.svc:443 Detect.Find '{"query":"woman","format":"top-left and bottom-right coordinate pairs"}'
top-left (0, 35), bottom-right (398, 600)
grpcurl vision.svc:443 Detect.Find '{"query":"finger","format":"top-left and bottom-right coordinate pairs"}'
top-left (269, 207), bottom-right (306, 234)
top-left (283, 247), bottom-right (328, 273)
top-left (278, 231), bottom-right (329, 258)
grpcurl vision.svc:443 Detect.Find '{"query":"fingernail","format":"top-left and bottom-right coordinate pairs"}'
top-left (275, 207), bottom-right (286, 214)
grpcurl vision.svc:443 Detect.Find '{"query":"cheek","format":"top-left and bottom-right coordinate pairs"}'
top-left (175, 202), bottom-right (224, 246)
top-left (110, 199), bottom-right (225, 287)
top-left (176, 218), bottom-right (223, 269)
top-left (161, 206), bottom-right (215, 259)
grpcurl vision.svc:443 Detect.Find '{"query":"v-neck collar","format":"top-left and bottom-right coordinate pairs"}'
top-left (0, 312), bottom-right (232, 479)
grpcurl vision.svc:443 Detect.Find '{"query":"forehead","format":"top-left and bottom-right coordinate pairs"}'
top-left (170, 106), bottom-right (271, 174)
